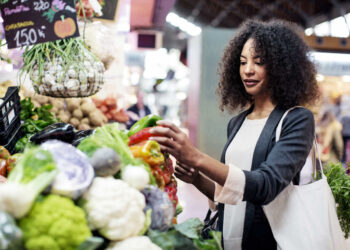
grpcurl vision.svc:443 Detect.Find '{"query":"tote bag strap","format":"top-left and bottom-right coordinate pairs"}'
top-left (275, 106), bottom-right (324, 178)
top-left (313, 138), bottom-right (324, 176)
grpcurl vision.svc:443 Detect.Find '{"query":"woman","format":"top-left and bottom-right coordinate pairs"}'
top-left (150, 19), bottom-right (319, 250)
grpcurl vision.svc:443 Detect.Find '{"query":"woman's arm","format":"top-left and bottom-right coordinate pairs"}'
top-left (193, 173), bottom-right (216, 201)
top-left (175, 162), bottom-right (216, 200)
top-left (150, 121), bottom-right (246, 205)
top-left (150, 121), bottom-right (230, 186)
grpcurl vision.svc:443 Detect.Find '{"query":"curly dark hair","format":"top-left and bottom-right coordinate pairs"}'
top-left (217, 19), bottom-right (319, 112)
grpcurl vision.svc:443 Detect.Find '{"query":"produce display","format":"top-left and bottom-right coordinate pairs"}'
top-left (0, 115), bottom-right (223, 250)
top-left (20, 38), bottom-right (105, 97)
top-left (0, 5), bottom-right (224, 246)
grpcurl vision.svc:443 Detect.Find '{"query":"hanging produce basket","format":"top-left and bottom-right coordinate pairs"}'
top-left (20, 38), bottom-right (105, 98)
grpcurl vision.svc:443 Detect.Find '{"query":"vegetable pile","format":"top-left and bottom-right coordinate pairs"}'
top-left (324, 162), bottom-right (350, 238)
top-left (20, 38), bottom-right (104, 97)
top-left (24, 94), bottom-right (107, 130)
top-left (0, 116), bottom-right (222, 250)
top-left (92, 96), bottom-right (130, 123)
top-left (128, 115), bottom-right (179, 212)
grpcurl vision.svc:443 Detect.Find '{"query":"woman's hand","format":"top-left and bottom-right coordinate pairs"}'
top-left (174, 161), bottom-right (199, 184)
top-left (149, 121), bottom-right (203, 167)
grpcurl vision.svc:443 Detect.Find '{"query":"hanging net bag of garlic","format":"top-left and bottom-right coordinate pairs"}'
top-left (19, 38), bottom-right (105, 98)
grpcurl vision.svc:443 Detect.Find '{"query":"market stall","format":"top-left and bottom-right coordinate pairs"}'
top-left (0, 0), bottom-right (222, 249)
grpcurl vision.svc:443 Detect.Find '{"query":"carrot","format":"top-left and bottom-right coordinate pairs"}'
top-left (99, 105), bottom-right (108, 113)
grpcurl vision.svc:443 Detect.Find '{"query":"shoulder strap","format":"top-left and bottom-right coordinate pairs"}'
top-left (275, 106), bottom-right (324, 178)
top-left (275, 106), bottom-right (306, 142)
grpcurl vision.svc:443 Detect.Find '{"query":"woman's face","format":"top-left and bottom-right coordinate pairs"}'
top-left (239, 38), bottom-right (268, 98)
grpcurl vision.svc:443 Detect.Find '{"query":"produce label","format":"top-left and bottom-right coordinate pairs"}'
top-left (0, 0), bottom-right (79, 49)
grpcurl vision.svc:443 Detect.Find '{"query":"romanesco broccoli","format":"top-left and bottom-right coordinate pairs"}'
top-left (19, 194), bottom-right (92, 250)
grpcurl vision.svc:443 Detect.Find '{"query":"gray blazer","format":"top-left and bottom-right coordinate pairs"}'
top-left (217, 105), bottom-right (315, 249)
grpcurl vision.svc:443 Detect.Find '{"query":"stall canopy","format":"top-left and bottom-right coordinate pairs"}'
top-left (173, 0), bottom-right (350, 29)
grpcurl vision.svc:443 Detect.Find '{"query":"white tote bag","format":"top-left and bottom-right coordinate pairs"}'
top-left (263, 107), bottom-right (347, 250)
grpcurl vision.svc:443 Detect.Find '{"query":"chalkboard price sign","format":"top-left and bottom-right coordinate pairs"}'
top-left (0, 0), bottom-right (80, 49)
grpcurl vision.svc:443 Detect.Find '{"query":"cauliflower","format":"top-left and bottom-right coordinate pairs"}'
top-left (107, 236), bottom-right (161, 250)
top-left (82, 177), bottom-right (146, 240)
top-left (19, 195), bottom-right (92, 250)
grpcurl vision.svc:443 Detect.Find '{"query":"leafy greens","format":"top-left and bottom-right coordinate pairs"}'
top-left (324, 162), bottom-right (350, 238)
top-left (148, 218), bottom-right (222, 250)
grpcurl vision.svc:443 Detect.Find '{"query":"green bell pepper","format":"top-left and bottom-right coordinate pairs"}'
top-left (128, 114), bottom-right (162, 137)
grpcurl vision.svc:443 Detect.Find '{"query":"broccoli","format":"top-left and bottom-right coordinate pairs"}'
top-left (19, 194), bottom-right (92, 250)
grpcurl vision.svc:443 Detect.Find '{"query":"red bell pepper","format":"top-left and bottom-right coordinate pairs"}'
top-left (128, 127), bottom-right (162, 146)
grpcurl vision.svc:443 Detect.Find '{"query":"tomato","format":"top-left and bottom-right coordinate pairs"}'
top-left (164, 181), bottom-right (179, 210)
top-left (151, 167), bottom-right (165, 189)
top-left (0, 146), bottom-right (10, 160)
top-left (0, 159), bottom-right (7, 177)
top-left (165, 157), bottom-right (174, 174)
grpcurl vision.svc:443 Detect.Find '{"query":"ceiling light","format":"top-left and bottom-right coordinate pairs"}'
top-left (166, 12), bottom-right (201, 36)
top-left (305, 28), bottom-right (313, 36)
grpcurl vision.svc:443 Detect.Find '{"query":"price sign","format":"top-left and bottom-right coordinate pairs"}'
top-left (0, 0), bottom-right (80, 49)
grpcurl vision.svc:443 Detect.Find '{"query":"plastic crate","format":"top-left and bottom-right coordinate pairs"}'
top-left (3, 125), bottom-right (22, 154)
top-left (0, 114), bottom-right (20, 145)
top-left (0, 86), bottom-right (21, 130)
top-left (0, 86), bottom-right (21, 138)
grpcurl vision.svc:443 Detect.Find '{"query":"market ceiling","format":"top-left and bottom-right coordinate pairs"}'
top-left (172, 0), bottom-right (350, 29)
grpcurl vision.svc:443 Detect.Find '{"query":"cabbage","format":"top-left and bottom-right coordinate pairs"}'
top-left (141, 186), bottom-right (174, 231)
top-left (40, 140), bottom-right (94, 199)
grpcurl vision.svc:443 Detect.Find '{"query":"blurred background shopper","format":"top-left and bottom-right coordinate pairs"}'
top-left (318, 109), bottom-right (344, 164)
top-left (150, 19), bottom-right (319, 250)
top-left (126, 90), bottom-right (152, 129)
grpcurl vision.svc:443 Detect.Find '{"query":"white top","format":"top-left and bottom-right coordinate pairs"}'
top-left (214, 117), bottom-right (268, 250)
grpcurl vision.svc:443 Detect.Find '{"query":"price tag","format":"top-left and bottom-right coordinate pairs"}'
top-left (0, 0), bottom-right (80, 49)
